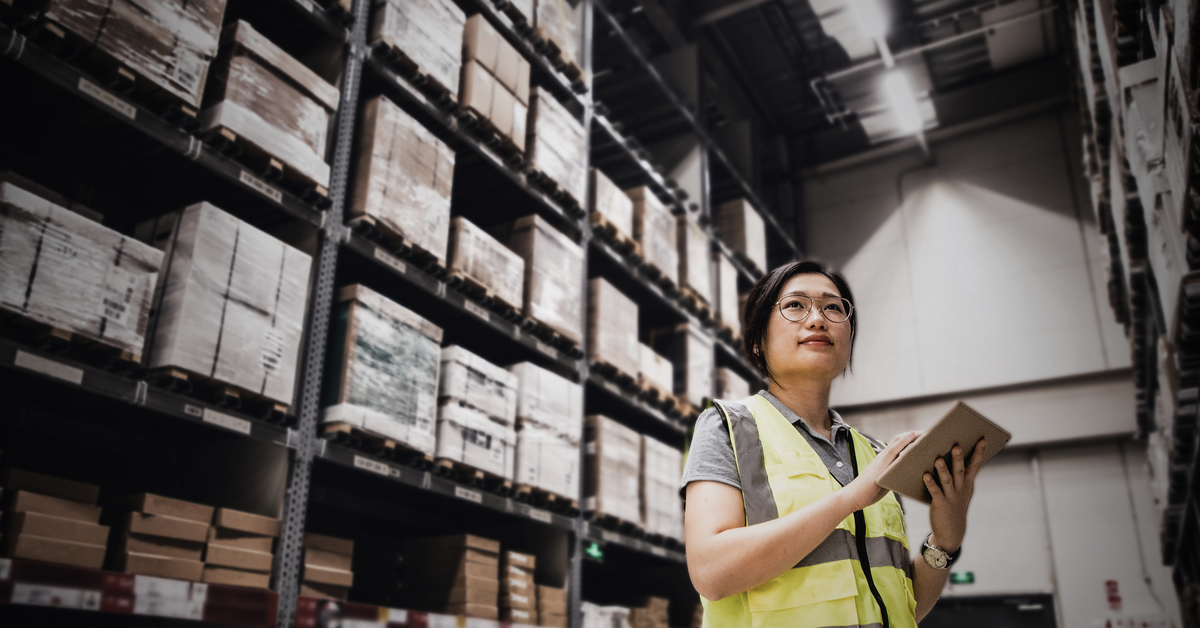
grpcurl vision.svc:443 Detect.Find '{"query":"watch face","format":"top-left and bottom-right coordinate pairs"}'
top-left (923, 548), bottom-right (949, 569)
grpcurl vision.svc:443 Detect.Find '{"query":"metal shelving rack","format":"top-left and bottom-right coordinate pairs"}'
top-left (0, 0), bottom-right (788, 626)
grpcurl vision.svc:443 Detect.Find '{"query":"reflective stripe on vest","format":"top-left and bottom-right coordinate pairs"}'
top-left (700, 396), bottom-right (917, 628)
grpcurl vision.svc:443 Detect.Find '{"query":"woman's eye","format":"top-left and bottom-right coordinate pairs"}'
top-left (826, 303), bottom-right (844, 313)
top-left (784, 300), bottom-right (801, 309)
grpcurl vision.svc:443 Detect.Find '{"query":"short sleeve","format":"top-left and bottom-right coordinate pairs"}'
top-left (680, 405), bottom-right (743, 499)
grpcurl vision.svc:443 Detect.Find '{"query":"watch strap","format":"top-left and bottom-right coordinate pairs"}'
top-left (924, 533), bottom-right (962, 565)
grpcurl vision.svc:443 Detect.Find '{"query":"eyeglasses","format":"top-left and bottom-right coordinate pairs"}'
top-left (777, 294), bottom-right (854, 324)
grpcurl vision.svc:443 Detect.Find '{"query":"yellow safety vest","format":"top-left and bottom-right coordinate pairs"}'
top-left (700, 395), bottom-right (917, 628)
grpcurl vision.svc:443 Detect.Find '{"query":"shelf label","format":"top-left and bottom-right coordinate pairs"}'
top-left (239, 169), bottom-right (283, 203)
top-left (374, 248), bottom-right (407, 274)
top-left (133, 577), bottom-right (205, 619)
top-left (78, 78), bottom-right (136, 120)
top-left (601, 530), bottom-right (622, 544)
top-left (183, 404), bottom-right (203, 417)
top-left (380, 608), bottom-right (408, 622)
top-left (455, 486), bottom-right (482, 503)
top-left (354, 455), bottom-right (395, 477)
top-left (528, 508), bottom-right (552, 523)
top-left (535, 340), bottom-right (557, 359)
top-left (202, 408), bottom-right (251, 435)
top-left (463, 300), bottom-right (490, 322)
top-left (12, 583), bottom-right (101, 610)
top-left (15, 351), bottom-right (83, 385)
top-left (649, 546), bottom-right (667, 557)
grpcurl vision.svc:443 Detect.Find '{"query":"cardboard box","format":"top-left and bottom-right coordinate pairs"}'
top-left (500, 575), bottom-right (533, 594)
top-left (537, 585), bottom-right (568, 606)
top-left (305, 547), bottom-right (353, 571)
top-left (508, 362), bottom-right (584, 440)
top-left (9, 490), bottom-right (102, 524)
top-left (127, 493), bottom-right (213, 523)
top-left (303, 563), bottom-right (355, 587)
top-left (712, 199), bottom-right (767, 274)
top-left (533, 0), bottom-right (582, 67)
top-left (301, 582), bottom-right (349, 601)
top-left (128, 512), bottom-right (209, 543)
top-left (3, 470), bottom-right (99, 505)
top-left (303, 532), bottom-right (354, 556)
top-left (676, 215), bottom-right (713, 304)
top-left (502, 607), bottom-right (537, 623)
top-left (716, 367), bottom-right (751, 401)
top-left (641, 437), bottom-right (684, 543)
top-left (119, 550), bottom-right (204, 581)
top-left (5, 533), bottom-right (105, 569)
top-left (436, 402), bottom-right (516, 479)
top-left (6, 511), bottom-right (108, 545)
top-left (210, 527), bottom-right (275, 554)
top-left (500, 591), bottom-right (533, 609)
top-left (527, 88), bottom-right (588, 205)
top-left (629, 187), bottom-right (678, 286)
top-left (715, 253), bottom-right (741, 338)
top-left (206, 544), bottom-right (273, 572)
top-left (447, 217), bottom-right (525, 313)
top-left (445, 585), bottom-right (498, 605)
top-left (445, 603), bottom-right (498, 620)
top-left (122, 531), bottom-right (204, 561)
top-left (370, 0), bottom-right (465, 101)
top-left (587, 278), bottom-right (640, 378)
top-left (460, 59), bottom-right (496, 120)
top-left (503, 550), bottom-right (536, 571)
top-left (638, 344), bottom-right (674, 396)
top-left (463, 14), bottom-right (500, 71)
top-left (204, 565), bottom-right (271, 589)
top-left (322, 284), bottom-right (443, 455)
top-left (585, 415), bottom-right (642, 524)
top-left (213, 508), bottom-right (280, 538)
top-left (501, 215), bottom-right (584, 344)
top-left (540, 612), bottom-right (568, 628)
top-left (590, 169), bottom-right (635, 238)
top-left (662, 323), bottom-right (714, 408)
top-left (349, 96), bottom-right (454, 265)
top-left (411, 534), bottom-right (500, 556)
top-left (514, 422), bottom-right (581, 502)
top-left (439, 345), bottom-right (520, 424)
top-left (137, 202), bottom-right (311, 407)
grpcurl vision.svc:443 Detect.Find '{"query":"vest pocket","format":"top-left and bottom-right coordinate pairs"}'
top-left (746, 558), bottom-right (859, 612)
top-left (879, 496), bottom-right (908, 543)
top-left (770, 449), bottom-right (834, 515)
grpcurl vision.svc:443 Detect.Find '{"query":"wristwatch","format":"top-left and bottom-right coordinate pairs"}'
top-left (921, 534), bottom-right (962, 569)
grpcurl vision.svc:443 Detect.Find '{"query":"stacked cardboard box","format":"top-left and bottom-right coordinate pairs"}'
top-left (628, 597), bottom-right (670, 628)
top-left (641, 439), bottom-right (683, 544)
top-left (405, 534), bottom-right (500, 619)
top-left (499, 550), bottom-right (537, 624)
top-left (461, 15), bottom-right (530, 150)
top-left (436, 402), bottom-right (517, 479)
top-left (629, 188), bottom-right (678, 286)
top-left (203, 508), bottom-right (280, 588)
top-left (677, 215), bottom-right (713, 305)
top-left (533, 0), bottom-right (583, 74)
top-left (638, 344), bottom-right (674, 398)
top-left (202, 21), bottom-right (339, 188)
top-left (440, 345), bottom-right (519, 424)
top-left (302, 533), bottom-right (354, 600)
top-left (0, 179), bottom-right (162, 361)
top-left (448, 217), bottom-right (525, 311)
top-left (590, 169), bottom-right (635, 241)
top-left (527, 88), bottom-right (589, 205)
top-left (712, 199), bottom-right (767, 275)
top-left (587, 278), bottom-right (640, 379)
top-left (370, 0), bottom-right (465, 100)
top-left (137, 202), bottom-right (311, 407)
top-left (666, 323), bottom-right (714, 409)
top-left (117, 493), bottom-right (213, 581)
top-left (716, 367), bottom-right (752, 401)
top-left (502, 215), bottom-right (584, 346)
top-left (2, 470), bottom-right (106, 569)
top-left (42, 0), bottom-right (227, 109)
top-left (322, 285), bottom-right (443, 455)
top-left (715, 252), bottom-right (741, 339)
top-left (584, 416), bottom-right (642, 525)
top-left (349, 96), bottom-right (455, 263)
top-left (509, 362), bottom-right (583, 501)
top-left (537, 584), bottom-right (569, 627)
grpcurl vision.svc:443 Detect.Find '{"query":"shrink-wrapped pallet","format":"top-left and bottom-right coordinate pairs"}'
top-left (587, 278), bottom-right (639, 378)
top-left (713, 199), bottom-right (767, 275)
top-left (137, 202), bottom-right (310, 405)
top-left (436, 402), bottom-right (517, 479)
top-left (201, 20), bottom-right (340, 188)
top-left (448, 217), bottom-right (525, 310)
top-left (322, 285), bottom-right (443, 454)
top-left (527, 88), bottom-right (588, 206)
top-left (0, 181), bottom-right (162, 359)
top-left (584, 415), bottom-right (642, 524)
top-left (508, 362), bottom-right (583, 441)
top-left (42, 0), bottom-right (226, 108)
top-left (664, 323), bottom-right (713, 409)
top-left (501, 215), bottom-right (584, 345)
top-left (533, 0), bottom-right (583, 69)
top-left (715, 252), bottom-right (741, 339)
top-left (629, 188), bottom-right (678, 285)
top-left (716, 367), bottom-right (752, 401)
top-left (370, 0), bottom-right (465, 99)
top-left (641, 437), bottom-right (683, 542)
top-left (583, 603), bottom-right (632, 628)
top-left (638, 344), bottom-right (674, 396)
top-left (440, 345), bottom-right (519, 424)
top-left (350, 96), bottom-right (454, 262)
top-left (515, 424), bottom-right (580, 501)
top-left (589, 169), bottom-right (634, 239)
top-left (676, 215), bottom-right (712, 304)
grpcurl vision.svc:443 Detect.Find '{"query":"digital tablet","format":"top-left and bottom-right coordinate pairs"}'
top-left (874, 402), bottom-right (1011, 505)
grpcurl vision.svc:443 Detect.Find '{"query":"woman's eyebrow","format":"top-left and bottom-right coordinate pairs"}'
top-left (782, 291), bottom-right (841, 298)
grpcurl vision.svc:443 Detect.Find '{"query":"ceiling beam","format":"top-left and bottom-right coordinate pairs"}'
top-left (694, 0), bottom-right (775, 26)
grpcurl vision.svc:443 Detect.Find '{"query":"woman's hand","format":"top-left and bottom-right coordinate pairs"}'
top-left (924, 439), bottom-right (987, 551)
top-left (843, 431), bottom-right (921, 512)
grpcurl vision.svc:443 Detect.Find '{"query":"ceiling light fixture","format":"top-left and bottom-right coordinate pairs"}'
top-left (848, 0), bottom-right (887, 39)
top-left (882, 71), bottom-right (923, 134)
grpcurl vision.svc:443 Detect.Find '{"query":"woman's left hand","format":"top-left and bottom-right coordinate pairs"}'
top-left (923, 439), bottom-right (987, 551)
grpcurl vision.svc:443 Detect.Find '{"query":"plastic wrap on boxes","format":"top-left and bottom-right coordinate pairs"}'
top-left (322, 285), bottom-right (443, 454)
top-left (589, 169), bottom-right (634, 238)
top-left (638, 344), bottom-right (673, 394)
top-left (370, 0), bottom-right (465, 99)
top-left (528, 88), bottom-right (588, 205)
top-left (715, 252), bottom-right (741, 338)
top-left (716, 367), bottom-right (752, 401)
top-left (582, 603), bottom-right (632, 628)
top-left (448, 217), bottom-right (524, 310)
top-left (584, 415), bottom-right (641, 524)
top-left (43, 0), bottom-right (226, 108)
top-left (503, 215), bottom-right (584, 344)
top-left (201, 21), bottom-right (340, 187)
top-left (508, 362), bottom-right (583, 442)
top-left (515, 422), bottom-right (580, 500)
top-left (533, 0), bottom-right (583, 66)
top-left (350, 96), bottom-right (454, 262)
top-left (677, 215), bottom-right (712, 304)
top-left (137, 202), bottom-right (310, 405)
top-left (713, 199), bottom-right (767, 274)
top-left (668, 323), bottom-right (714, 408)
top-left (0, 181), bottom-right (162, 358)
top-left (629, 188), bottom-right (678, 285)
top-left (440, 345), bottom-right (519, 423)
top-left (587, 278), bottom-right (639, 378)
top-left (437, 402), bottom-right (516, 479)
top-left (641, 437), bottom-right (683, 542)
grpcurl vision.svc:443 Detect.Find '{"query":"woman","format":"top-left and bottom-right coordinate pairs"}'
top-left (682, 261), bottom-right (986, 628)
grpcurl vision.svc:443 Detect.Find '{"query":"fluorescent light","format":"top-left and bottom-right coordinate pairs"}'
top-left (848, 0), bottom-right (887, 39)
top-left (883, 71), bottom-right (923, 134)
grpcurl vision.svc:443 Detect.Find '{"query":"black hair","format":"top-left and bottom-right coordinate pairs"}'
top-left (742, 260), bottom-right (857, 383)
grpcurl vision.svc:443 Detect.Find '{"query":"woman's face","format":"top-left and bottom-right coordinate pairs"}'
top-left (761, 273), bottom-right (853, 384)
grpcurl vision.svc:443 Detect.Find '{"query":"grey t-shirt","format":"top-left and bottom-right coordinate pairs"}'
top-left (680, 390), bottom-right (876, 499)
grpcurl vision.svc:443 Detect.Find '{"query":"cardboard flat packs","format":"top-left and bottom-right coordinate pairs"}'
top-left (323, 285), bottom-right (443, 454)
top-left (119, 550), bottom-right (204, 581)
top-left (501, 591), bottom-right (533, 609)
top-left (448, 217), bottom-right (525, 311)
top-left (500, 575), bottom-right (532, 594)
top-left (585, 415), bottom-right (642, 524)
top-left (587, 278), bottom-right (640, 378)
top-left (440, 345), bottom-right (520, 424)
top-left (676, 215), bottom-right (712, 304)
top-left (413, 533), bottom-right (501, 556)
top-left (303, 563), bottom-right (354, 587)
top-left (502, 215), bottom-right (584, 344)
top-left (129, 512), bottom-right (210, 543)
top-left (537, 584), bottom-right (568, 606)
top-left (213, 508), bottom-right (280, 537)
top-left (0, 181), bottom-right (162, 359)
top-left (201, 21), bottom-right (340, 187)
top-left (127, 493), bottom-right (213, 523)
top-left (502, 550), bottom-right (536, 571)
top-left (527, 89), bottom-right (588, 205)
top-left (206, 544), bottom-right (273, 571)
top-left (437, 403), bottom-right (517, 479)
top-left (541, 613), bottom-right (568, 628)
top-left (502, 607), bottom-right (537, 623)
top-left (122, 532), bottom-right (205, 561)
top-left (638, 344), bottom-right (674, 395)
top-left (508, 362), bottom-right (584, 440)
top-left (370, 0), bottom-right (465, 100)
top-left (3, 470), bottom-right (99, 505)
top-left (137, 202), bottom-right (311, 406)
top-left (716, 367), bottom-right (751, 401)
top-left (210, 527), bottom-right (275, 554)
top-left (349, 96), bottom-right (454, 264)
top-left (502, 563), bottom-right (534, 580)
top-left (305, 547), bottom-right (353, 571)
top-left (301, 582), bottom-right (350, 601)
top-left (204, 565), bottom-right (271, 589)
top-left (641, 437), bottom-right (684, 543)
top-left (7, 511), bottom-right (109, 545)
top-left (5, 533), bottom-right (105, 568)
top-left (444, 586), bottom-right (498, 605)
top-left (712, 199), bottom-right (767, 274)
top-left (303, 532), bottom-right (354, 556)
top-left (446, 603), bottom-right (499, 620)
top-left (715, 253), bottom-right (741, 338)
top-left (9, 490), bottom-right (102, 524)
top-left (628, 187), bottom-right (678, 285)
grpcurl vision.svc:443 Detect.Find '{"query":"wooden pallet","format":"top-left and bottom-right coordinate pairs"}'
top-left (717, 322), bottom-right (741, 346)
top-left (148, 367), bottom-right (291, 424)
top-left (730, 250), bottom-right (763, 278)
top-left (348, 215), bottom-right (448, 278)
top-left (201, 126), bottom-right (331, 208)
top-left (526, 168), bottom-right (583, 216)
top-left (0, 314), bottom-right (141, 372)
top-left (590, 360), bottom-right (637, 388)
top-left (589, 212), bottom-right (642, 259)
top-left (494, 0), bottom-right (533, 33)
top-left (457, 108), bottom-right (526, 167)
top-left (515, 484), bottom-right (579, 515)
top-left (322, 422), bottom-right (435, 470)
top-left (531, 27), bottom-right (585, 84)
top-left (522, 318), bottom-right (583, 358)
top-left (678, 286), bottom-right (713, 321)
top-left (447, 270), bottom-right (522, 319)
top-left (434, 458), bottom-right (514, 497)
top-left (370, 39), bottom-right (457, 110)
top-left (674, 399), bottom-right (705, 420)
top-left (636, 376), bottom-right (677, 411)
top-left (586, 512), bottom-right (645, 539)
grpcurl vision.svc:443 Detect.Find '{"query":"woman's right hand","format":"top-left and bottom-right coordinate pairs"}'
top-left (842, 431), bottom-right (921, 512)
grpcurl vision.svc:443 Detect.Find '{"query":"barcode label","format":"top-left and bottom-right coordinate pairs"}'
top-left (374, 248), bottom-right (407, 274)
top-left (203, 408), bottom-right (251, 435)
top-left (12, 583), bottom-right (101, 610)
top-left (463, 300), bottom-right (490, 321)
top-left (455, 486), bottom-right (482, 503)
top-left (78, 78), bottom-right (136, 119)
top-left (536, 340), bottom-right (556, 358)
top-left (239, 169), bottom-right (283, 203)
top-left (354, 455), bottom-right (393, 477)
top-left (528, 508), bottom-right (552, 523)
top-left (15, 351), bottom-right (83, 385)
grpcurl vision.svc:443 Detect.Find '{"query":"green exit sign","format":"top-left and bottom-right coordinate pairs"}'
top-left (950, 572), bottom-right (975, 585)
top-left (585, 541), bottom-right (604, 562)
